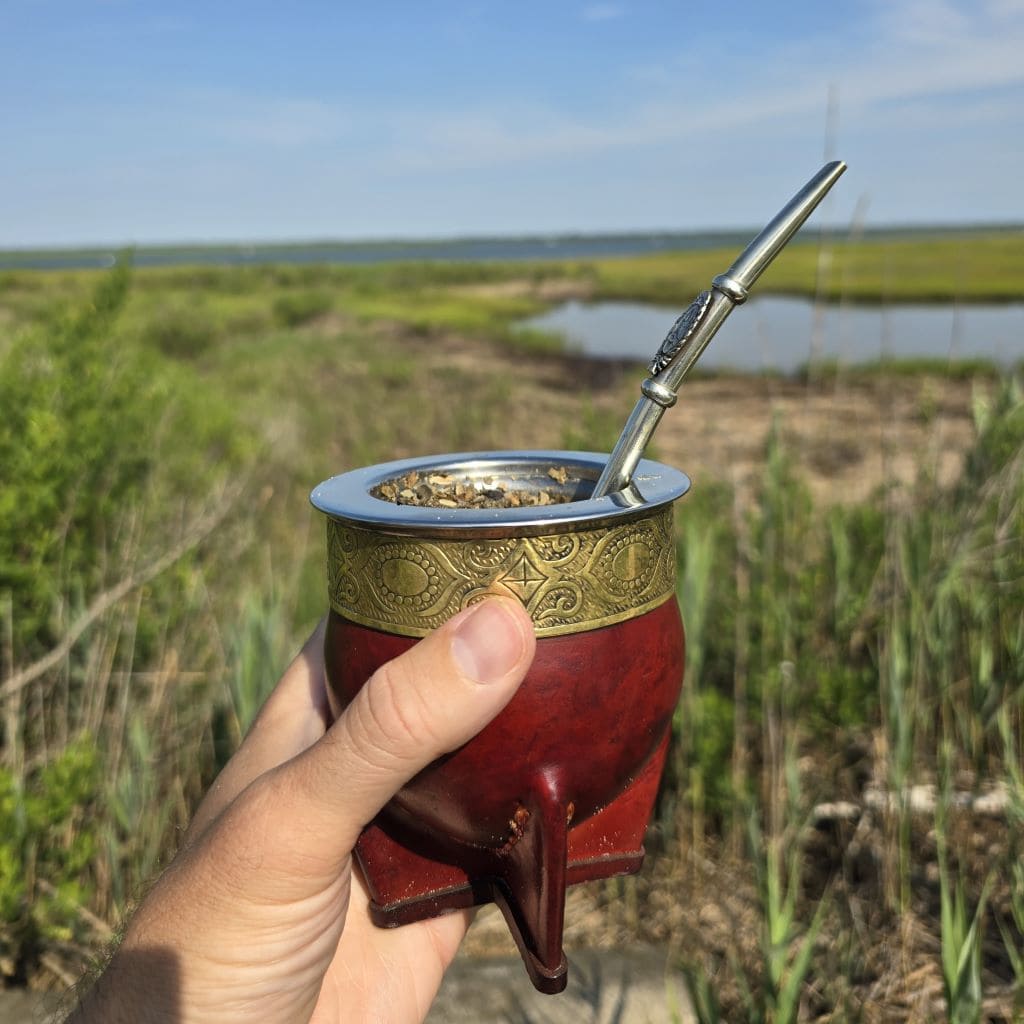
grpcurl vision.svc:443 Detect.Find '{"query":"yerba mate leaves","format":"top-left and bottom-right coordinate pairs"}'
top-left (374, 469), bottom-right (573, 510)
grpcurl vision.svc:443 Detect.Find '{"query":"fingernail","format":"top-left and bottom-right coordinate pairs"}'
top-left (452, 600), bottom-right (527, 684)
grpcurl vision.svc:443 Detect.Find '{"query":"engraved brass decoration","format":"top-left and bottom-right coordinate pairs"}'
top-left (326, 508), bottom-right (676, 638)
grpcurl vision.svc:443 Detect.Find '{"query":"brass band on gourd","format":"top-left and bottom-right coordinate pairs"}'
top-left (326, 507), bottom-right (676, 638)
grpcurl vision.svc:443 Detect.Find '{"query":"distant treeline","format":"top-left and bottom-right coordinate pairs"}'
top-left (2, 222), bottom-right (1022, 272)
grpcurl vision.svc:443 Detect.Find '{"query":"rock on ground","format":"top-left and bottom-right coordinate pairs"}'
top-left (428, 948), bottom-right (693, 1024)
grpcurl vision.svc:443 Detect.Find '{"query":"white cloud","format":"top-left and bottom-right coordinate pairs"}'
top-left (872, 0), bottom-right (972, 46)
top-left (985, 0), bottom-right (1024, 17)
top-left (372, 0), bottom-right (1024, 175)
top-left (152, 1), bottom-right (1021, 180)
top-left (194, 94), bottom-right (350, 148)
top-left (582, 4), bottom-right (624, 22)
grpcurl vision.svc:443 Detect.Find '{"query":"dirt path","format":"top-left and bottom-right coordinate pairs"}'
top-left (411, 328), bottom-right (980, 508)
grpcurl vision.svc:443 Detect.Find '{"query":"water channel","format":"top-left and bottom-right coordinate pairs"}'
top-left (521, 296), bottom-right (1024, 374)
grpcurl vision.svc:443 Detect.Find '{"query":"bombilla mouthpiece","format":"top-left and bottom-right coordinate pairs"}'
top-left (719, 159), bottom-right (846, 298)
top-left (592, 160), bottom-right (847, 499)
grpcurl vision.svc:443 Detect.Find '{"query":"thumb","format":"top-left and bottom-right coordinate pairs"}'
top-left (272, 596), bottom-right (535, 862)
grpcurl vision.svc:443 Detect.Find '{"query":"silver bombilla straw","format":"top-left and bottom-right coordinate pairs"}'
top-left (591, 160), bottom-right (847, 499)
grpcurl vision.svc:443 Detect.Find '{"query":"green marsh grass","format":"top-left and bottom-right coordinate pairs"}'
top-left (657, 375), bottom-right (1023, 1017)
top-left (271, 288), bottom-right (333, 328)
top-left (740, 677), bottom-right (828, 1024)
top-left (590, 231), bottom-right (1024, 305)
top-left (936, 746), bottom-right (990, 1024)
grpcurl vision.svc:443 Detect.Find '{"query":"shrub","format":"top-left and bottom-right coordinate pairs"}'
top-left (143, 298), bottom-right (219, 358)
top-left (0, 738), bottom-right (101, 976)
top-left (0, 264), bottom-right (157, 658)
top-left (0, 262), bottom-right (246, 666)
top-left (272, 289), bottom-right (332, 327)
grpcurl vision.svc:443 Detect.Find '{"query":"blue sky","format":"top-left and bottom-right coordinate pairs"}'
top-left (2, 0), bottom-right (1022, 246)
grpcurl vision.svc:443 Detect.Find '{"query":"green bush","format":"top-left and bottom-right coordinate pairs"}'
top-left (0, 264), bottom-right (156, 657)
top-left (0, 263), bottom-right (254, 977)
top-left (272, 289), bottom-right (333, 327)
top-left (143, 298), bottom-right (219, 358)
top-left (0, 262), bottom-right (246, 664)
top-left (0, 738), bottom-right (101, 971)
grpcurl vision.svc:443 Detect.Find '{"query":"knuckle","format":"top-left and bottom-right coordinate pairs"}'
top-left (229, 770), bottom-right (284, 834)
top-left (351, 659), bottom-right (445, 765)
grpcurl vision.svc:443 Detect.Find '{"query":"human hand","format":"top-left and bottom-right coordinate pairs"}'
top-left (70, 596), bottom-right (535, 1024)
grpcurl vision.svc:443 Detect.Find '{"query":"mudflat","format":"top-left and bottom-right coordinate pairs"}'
top-left (416, 327), bottom-right (980, 507)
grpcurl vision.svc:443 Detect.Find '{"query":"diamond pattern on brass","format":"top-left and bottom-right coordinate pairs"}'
top-left (496, 552), bottom-right (548, 603)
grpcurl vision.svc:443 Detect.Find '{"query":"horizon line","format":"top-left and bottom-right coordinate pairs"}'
top-left (2, 220), bottom-right (1022, 257)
